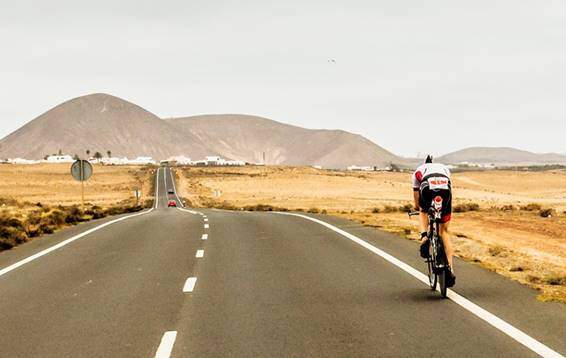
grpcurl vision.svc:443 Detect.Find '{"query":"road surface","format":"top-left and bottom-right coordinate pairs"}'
top-left (0, 166), bottom-right (564, 357)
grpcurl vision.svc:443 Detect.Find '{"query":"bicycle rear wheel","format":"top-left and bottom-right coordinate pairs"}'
top-left (438, 269), bottom-right (447, 298)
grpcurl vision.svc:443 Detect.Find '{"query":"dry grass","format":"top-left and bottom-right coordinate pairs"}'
top-left (0, 163), bottom-right (155, 206)
top-left (0, 163), bottom-right (156, 251)
top-left (176, 166), bottom-right (566, 303)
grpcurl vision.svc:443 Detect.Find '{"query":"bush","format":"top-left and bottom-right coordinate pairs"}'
top-left (307, 208), bottom-right (320, 214)
top-left (244, 204), bottom-right (275, 211)
top-left (543, 275), bottom-right (566, 286)
top-left (371, 207), bottom-right (381, 213)
top-left (383, 205), bottom-right (399, 213)
top-left (539, 208), bottom-right (555, 218)
top-left (453, 203), bottom-right (480, 213)
top-left (521, 203), bottom-right (542, 211)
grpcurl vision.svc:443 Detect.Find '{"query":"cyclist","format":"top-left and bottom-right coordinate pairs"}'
top-left (412, 155), bottom-right (456, 287)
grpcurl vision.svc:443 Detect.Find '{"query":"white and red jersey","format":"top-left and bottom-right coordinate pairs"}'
top-left (412, 163), bottom-right (451, 191)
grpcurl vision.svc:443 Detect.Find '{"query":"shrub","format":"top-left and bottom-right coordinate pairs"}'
top-left (453, 203), bottom-right (480, 213)
top-left (521, 203), bottom-right (541, 211)
top-left (383, 205), bottom-right (398, 213)
top-left (543, 275), bottom-right (566, 286)
top-left (307, 208), bottom-right (320, 214)
top-left (539, 208), bottom-right (555, 218)
top-left (371, 207), bottom-right (381, 213)
top-left (488, 246), bottom-right (503, 257)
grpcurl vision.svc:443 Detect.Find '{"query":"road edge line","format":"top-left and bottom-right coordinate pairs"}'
top-left (0, 208), bottom-right (154, 279)
top-left (274, 212), bottom-right (563, 358)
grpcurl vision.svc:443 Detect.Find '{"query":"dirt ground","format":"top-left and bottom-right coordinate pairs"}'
top-left (0, 163), bottom-right (155, 206)
top-left (176, 166), bottom-right (566, 303)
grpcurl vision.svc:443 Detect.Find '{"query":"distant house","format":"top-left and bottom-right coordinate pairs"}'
top-left (45, 155), bottom-right (74, 163)
top-left (130, 157), bottom-right (156, 165)
top-left (347, 165), bottom-right (374, 171)
top-left (8, 158), bottom-right (41, 165)
top-left (167, 156), bottom-right (192, 165)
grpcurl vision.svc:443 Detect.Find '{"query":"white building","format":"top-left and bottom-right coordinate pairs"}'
top-left (45, 155), bottom-right (74, 163)
top-left (8, 158), bottom-right (41, 165)
top-left (167, 156), bottom-right (192, 165)
top-left (347, 165), bottom-right (374, 171)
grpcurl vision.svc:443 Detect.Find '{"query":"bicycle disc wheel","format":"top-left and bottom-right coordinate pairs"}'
top-left (427, 259), bottom-right (437, 290)
top-left (439, 269), bottom-right (447, 298)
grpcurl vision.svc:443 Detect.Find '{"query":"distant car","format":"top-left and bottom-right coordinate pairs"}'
top-left (168, 189), bottom-right (174, 195)
top-left (168, 200), bottom-right (177, 207)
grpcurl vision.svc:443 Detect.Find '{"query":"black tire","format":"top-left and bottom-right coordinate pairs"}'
top-left (427, 259), bottom-right (437, 290)
top-left (439, 269), bottom-right (447, 298)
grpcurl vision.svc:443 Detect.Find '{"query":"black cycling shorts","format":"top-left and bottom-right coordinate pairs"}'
top-left (419, 180), bottom-right (452, 223)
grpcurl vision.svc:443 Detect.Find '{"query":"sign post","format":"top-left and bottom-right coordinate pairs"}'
top-left (71, 159), bottom-right (93, 209)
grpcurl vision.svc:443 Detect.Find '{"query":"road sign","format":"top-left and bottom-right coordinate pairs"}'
top-left (71, 160), bottom-right (93, 209)
top-left (71, 160), bottom-right (93, 182)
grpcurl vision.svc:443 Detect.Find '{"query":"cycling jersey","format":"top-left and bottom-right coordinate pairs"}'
top-left (412, 163), bottom-right (452, 191)
top-left (412, 163), bottom-right (453, 223)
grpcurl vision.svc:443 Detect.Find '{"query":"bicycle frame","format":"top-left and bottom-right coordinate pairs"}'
top-left (409, 195), bottom-right (449, 297)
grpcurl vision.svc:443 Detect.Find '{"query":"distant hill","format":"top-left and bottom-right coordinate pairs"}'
top-left (0, 93), bottom-right (404, 168)
top-left (166, 115), bottom-right (401, 168)
top-left (438, 147), bottom-right (566, 165)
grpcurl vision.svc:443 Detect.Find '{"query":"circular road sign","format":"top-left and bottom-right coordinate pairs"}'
top-left (71, 160), bottom-right (93, 182)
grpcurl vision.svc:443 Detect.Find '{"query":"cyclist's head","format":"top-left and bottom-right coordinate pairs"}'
top-left (425, 155), bottom-right (433, 164)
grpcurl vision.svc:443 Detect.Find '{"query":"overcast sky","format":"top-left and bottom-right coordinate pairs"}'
top-left (1, 0), bottom-right (565, 157)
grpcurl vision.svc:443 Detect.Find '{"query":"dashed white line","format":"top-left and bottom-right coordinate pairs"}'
top-left (154, 331), bottom-right (177, 358)
top-left (183, 277), bottom-right (198, 293)
top-left (196, 250), bottom-right (204, 258)
top-left (275, 212), bottom-right (564, 358)
top-left (204, 218), bottom-right (209, 222)
top-left (201, 234), bottom-right (208, 241)
top-left (204, 224), bottom-right (209, 229)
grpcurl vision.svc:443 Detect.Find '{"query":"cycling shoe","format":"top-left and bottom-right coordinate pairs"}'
top-left (446, 270), bottom-right (456, 287)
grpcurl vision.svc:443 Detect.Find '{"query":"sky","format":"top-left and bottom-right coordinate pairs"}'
top-left (1, 0), bottom-right (565, 157)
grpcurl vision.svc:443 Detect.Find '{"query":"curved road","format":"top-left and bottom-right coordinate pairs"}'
top-left (0, 167), bottom-right (564, 357)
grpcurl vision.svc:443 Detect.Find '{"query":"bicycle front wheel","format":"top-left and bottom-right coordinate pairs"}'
top-left (427, 259), bottom-right (437, 290)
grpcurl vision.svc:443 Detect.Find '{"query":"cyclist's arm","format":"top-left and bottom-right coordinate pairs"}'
top-left (412, 171), bottom-right (421, 210)
top-left (413, 189), bottom-right (420, 211)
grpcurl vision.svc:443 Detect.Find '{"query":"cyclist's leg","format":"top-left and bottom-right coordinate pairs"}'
top-left (419, 212), bottom-right (429, 240)
top-left (439, 222), bottom-right (454, 268)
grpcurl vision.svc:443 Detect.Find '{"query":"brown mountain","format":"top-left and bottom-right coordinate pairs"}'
top-left (0, 93), bottom-right (402, 168)
top-left (166, 115), bottom-right (401, 167)
top-left (0, 93), bottom-right (208, 160)
top-left (438, 147), bottom-right (566, 165)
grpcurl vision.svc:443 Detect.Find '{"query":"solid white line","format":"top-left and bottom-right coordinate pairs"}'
top-left (183, 277), bottom-right (197, 293)
top-left (155, 331), bottom-right (177, 358)
top-left (154, 168), bottom-right (160, 209)
top-left (0, 208), bottom-right (154, 279)
top-left (201, 234), bottom-right (208, 241)
top-left (274, 212), bottom-right (564, 358)
top-left (204, 224), bottom-right (209, 229)
top-left (168, 168), bottom-right (184, 208)
top-left (196, 249), bottom-right (204, 258)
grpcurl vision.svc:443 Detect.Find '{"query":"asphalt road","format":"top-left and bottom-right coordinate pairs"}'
top-left (0, 166), bottom-right (564, 357)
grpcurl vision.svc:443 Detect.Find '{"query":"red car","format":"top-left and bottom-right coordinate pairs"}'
top-left (168, 200), bottom-right (177, 207)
